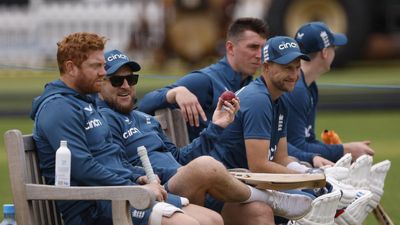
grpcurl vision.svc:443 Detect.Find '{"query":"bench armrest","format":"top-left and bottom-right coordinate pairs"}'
top-left (26, 184), bottom-right (155, 210)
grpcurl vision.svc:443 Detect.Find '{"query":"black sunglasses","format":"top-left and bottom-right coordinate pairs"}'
top-left (106, 74), bottom-right (139, 87)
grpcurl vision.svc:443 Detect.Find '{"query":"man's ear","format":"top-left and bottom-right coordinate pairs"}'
top-left (226, 41), bottom-right (234, 56)
top-left (261, 62), bottom-right (270, 74)
top-left (64, 60), bottom-right (78, 77)
top-left (321, 48), bottom-right (329, 59)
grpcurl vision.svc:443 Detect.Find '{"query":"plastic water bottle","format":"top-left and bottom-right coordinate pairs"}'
top-left (0, 204), bottom-right (17, 225)
top-left (55, 140), bottom-right (71, 186)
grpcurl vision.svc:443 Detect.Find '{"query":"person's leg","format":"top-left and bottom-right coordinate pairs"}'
top-left (221, 201), bottom-right (275, 225)
top-left (158, 212), bottom-right (200, 225)
top-left (167, 156), bottom-right (251, 205)
top-left (167, 156), bottom-right (312, 220)
top-left (158, 213), bottom-right (200, 225)
top-left (180, 204), bottom-right (224, 225)
top-left (148, 203), bottom-right (222, 225)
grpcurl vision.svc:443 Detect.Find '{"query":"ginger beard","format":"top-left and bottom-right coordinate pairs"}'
top-left (73, 50), bottom-right (106, 94)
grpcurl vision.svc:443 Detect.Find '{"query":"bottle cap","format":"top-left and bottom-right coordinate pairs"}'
top-left (3, 204), bottom-right (14, 214)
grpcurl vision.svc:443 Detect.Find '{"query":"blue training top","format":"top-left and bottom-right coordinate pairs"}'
top-left (97, 98), bottom-right (225, 177)
top-left (30, 80), bottom-right (146, 224)
top-left (282, 71), bottom-right (344, 162)
top-left (210, 76), bottom-right (287, 169)
top-left (138, 57), bottom-right (253, 141)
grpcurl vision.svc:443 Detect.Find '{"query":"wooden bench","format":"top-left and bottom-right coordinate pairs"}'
top-left (154, 108), bottom-right (189, 147)
top-left (4, 129), bottom-right (155, 225)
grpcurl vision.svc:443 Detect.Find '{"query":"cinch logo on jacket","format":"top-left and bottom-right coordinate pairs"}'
top-left (123, 127), bottom-right (140, 139)
top-left (84, 119), bottom-right (102, 130)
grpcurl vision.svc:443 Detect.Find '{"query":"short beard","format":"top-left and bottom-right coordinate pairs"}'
top-left (113, 98), bottom-right (136, 114)
top-left (103, 94), bottom-right (136, 115)
top-left (273, 80), bottom-right (291, 92)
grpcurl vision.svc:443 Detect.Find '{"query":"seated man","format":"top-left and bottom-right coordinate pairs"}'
top-left (97, 49), bottom-right (314, 225)
top-left (282, 21), bottom-right (374, 162)
top-left (30, 32), bottom-right (223, 225)
top-left (209, 36), bottom-right (315, 175)
top-left (138, 17), bottom-right (268, 141)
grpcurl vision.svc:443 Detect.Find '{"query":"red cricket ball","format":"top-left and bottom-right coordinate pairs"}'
top-left (220, 90), bottom-right (236, 103)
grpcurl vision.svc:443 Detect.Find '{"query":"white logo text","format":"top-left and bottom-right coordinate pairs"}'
top-left (84, 119), bottom-right (102, 130)
top-left (107, 54), bottom-right (129, 62)
top-left (279, 42), bottom-right (298, 50)
top-left (123, 127), bottom-right (140, 139)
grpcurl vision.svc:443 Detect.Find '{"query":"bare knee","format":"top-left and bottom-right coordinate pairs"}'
top-left (188, 156), bottom-right (226, 179)
top-left (222, 202), bottom-right (275, 225)
top-left (246, 202), bottom-right (274, 224)
top-left (161, 212), bottom-right (200, 225)
top-left (200, 209), bottom-right (224, 225)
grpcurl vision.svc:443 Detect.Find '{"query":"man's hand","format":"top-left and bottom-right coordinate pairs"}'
top-left (136, 175), bottom-right (161, 185)
top-left (343, 141), bottom-right (375, 160)
top-left (142, 182), bottom-right (168, 202)
top-left (312, 155), bottom-right (334, 168)
top-left (166, 86), bottom-right (207, 127)
top-left (211, 97), bottom-right (240, 128)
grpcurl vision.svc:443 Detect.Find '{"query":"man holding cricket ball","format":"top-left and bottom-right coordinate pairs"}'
top-left (97, 49), bottom-right (315, 225)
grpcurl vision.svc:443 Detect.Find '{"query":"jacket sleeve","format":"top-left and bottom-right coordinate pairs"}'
top-left (287, 143), bottom-right (318, 165)
top-left (138, 72), bottom-right (213, 115)
top-left (138, 86), bottom-right (175, 115)
top-left (36, 99), bottom-right (138, 186)
top-left (291, 137), bottom-right (344, 162)
top-left (285, 98), bottom-right (344, 162)
top-left (158, 122), bottom-right (224, 165)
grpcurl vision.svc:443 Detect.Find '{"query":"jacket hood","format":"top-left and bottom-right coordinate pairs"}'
top-left (30, 80), bottom-right (80, 120)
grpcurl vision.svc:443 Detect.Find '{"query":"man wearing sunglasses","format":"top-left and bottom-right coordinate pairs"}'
top-left (107, 73), bottom-right (139, 87)
top-left (97, 49), bottom-right (314, 225)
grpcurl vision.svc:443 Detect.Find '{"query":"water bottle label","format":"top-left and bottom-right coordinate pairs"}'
top-left (56, 180), bottom-right (70, 186)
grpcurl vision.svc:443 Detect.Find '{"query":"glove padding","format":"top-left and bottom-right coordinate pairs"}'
top-left (305, 168), bottom-right (324, 174)
top-left (149, 202), bottom-right (184, 225)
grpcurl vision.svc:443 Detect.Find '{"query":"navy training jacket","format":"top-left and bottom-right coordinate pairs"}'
top-left (30, 80), bottom-right (146, 224)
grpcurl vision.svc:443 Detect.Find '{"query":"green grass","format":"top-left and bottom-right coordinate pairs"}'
top-left (320, 63), bottom-right (400, 85)
top-left (0, 117), bottom-right (33, 218)
top-left (316, 110), bottom-right (400, 224)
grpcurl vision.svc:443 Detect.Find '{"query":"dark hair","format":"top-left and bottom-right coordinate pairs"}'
top-left (57, 32), bottom-right (107, 73)
top-left (227, 17), bottom-right (269, 41)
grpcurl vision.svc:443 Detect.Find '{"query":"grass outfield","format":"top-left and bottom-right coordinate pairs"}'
top-left (316, 111), bottom-right (400, 224)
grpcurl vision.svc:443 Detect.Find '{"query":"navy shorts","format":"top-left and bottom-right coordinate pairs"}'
top-left (155, 167), bottom-right (178, 184)
top-left (130, 193), bottom-right (183, 225)
top-left (164, 182), bottom-right (225, 213)
top-left (204, 194), bottom-right (225, 213)
top-left (67, 193), bottom-right (183, 225)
